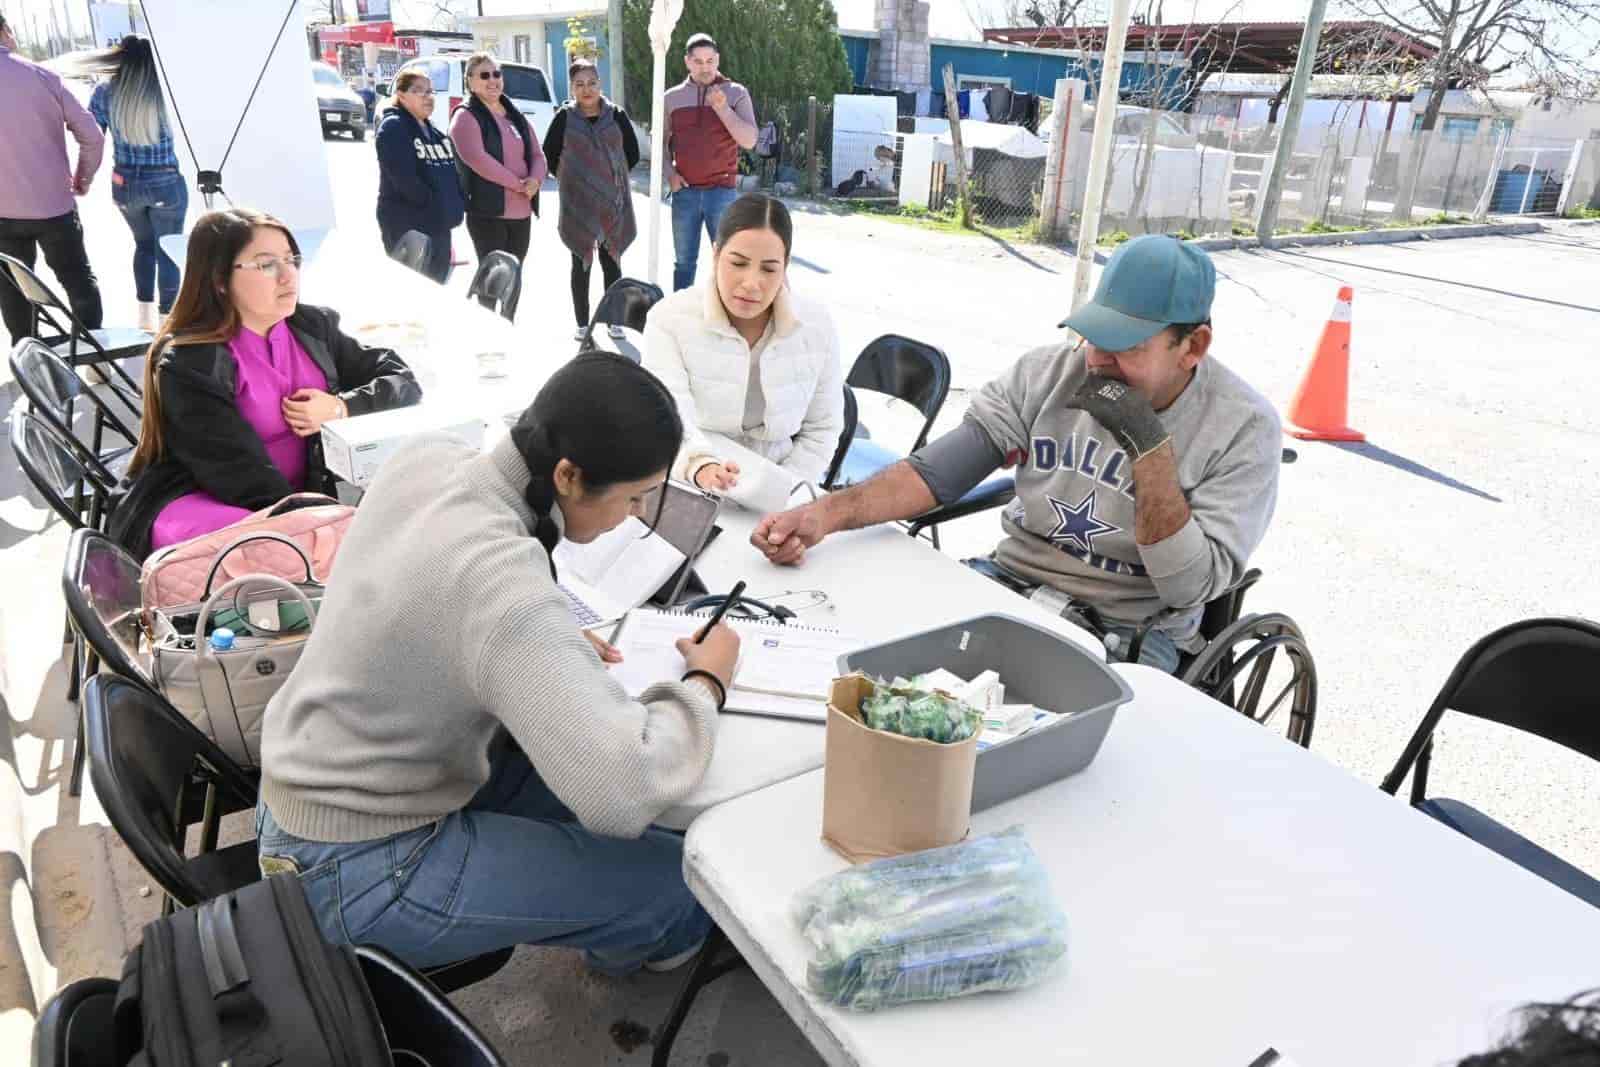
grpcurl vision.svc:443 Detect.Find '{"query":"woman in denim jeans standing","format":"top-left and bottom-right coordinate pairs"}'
top-left (82, 36), bottom-right (188, 331)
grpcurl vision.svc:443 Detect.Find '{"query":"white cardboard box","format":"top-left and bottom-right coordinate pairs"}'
top-left (321, 405), bottom-right (487, 487)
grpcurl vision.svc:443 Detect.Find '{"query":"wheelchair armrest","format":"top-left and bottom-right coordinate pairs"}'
top-left (906, 475), bottom-right (1016, 535)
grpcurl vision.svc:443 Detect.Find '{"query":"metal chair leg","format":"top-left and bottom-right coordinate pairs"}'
top-left (651, 926), bottom-right (747, 1067)
top-left (68, 703), bottom-right (86, 797)
top-left (66, 634), bottom-right (80, 703)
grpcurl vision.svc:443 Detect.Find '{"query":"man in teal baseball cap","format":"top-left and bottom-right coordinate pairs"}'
top-left (748, 235), bottom-right (1282, 673)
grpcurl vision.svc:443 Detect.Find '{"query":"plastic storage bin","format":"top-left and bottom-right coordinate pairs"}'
top-left (839, 613), bottom-right (1133, 812)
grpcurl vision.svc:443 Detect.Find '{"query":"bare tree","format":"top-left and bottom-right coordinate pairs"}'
top-left (1352, 0), bottom-right (1600, 217)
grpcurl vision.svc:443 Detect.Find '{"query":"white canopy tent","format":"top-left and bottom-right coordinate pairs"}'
top-left (646, 0), bottom-right (684, 287)
top-left (139, 0), bottom-right (338, 262)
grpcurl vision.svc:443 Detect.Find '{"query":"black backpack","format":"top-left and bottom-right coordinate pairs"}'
top-left (114, 873), bottom-right (391, 1067)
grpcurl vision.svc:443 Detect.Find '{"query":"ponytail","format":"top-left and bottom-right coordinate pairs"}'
top-left (508, 353), bottom-right (684, 573)
top-left (508, 418), bottom-right (565, 564)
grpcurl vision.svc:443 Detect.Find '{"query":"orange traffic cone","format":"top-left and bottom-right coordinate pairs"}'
top-left (1285, 286), bottom-right (1364, 442)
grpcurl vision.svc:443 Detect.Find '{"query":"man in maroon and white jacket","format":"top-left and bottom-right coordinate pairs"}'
top-left (664, 33), bottom-right (756, 291)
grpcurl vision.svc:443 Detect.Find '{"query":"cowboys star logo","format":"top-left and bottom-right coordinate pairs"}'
top-left (1045, 490), bottom-right (1118, 554)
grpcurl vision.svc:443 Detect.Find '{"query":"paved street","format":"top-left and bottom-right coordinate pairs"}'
top-left (2, 128), bottom-right (1597, 1064)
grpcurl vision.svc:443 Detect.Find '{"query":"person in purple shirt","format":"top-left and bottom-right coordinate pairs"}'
top-left (109, 208), bottom-right (422, 560)
top-left (0, 14), bottom-right (106, 344)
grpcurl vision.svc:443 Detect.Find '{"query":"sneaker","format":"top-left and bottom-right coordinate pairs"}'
top-left (573, 327), bottom-right (588, 342)
top-left (607, 324), bottom-right (627, 340)
top-left (643, 939), bottom-right (705, 973)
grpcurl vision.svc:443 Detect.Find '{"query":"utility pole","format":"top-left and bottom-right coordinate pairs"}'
top-left (608, 0), bottom-right (625, 109)
top-left (941, 65), bottom-right (971, 226)
top-left (1254, 0), bottom-right (1331, 244)
top-left (1070, 0), bottom-right (1134, 314)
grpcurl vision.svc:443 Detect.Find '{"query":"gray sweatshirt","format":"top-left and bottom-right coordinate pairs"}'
top-left (959, 343), bottom-right (1281, 647)
top-left (259, 433), bottom-right (719, 844)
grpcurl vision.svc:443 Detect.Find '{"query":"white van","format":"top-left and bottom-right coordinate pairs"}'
top-left (409, 54), bottom-right (557, 140)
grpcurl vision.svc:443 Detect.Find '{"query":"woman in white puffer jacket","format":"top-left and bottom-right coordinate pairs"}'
top-left (644, 194), bottom-right (844, 507)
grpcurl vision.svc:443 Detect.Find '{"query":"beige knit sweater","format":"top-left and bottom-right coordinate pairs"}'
top-left (259, 433), bottom-right (719, 843)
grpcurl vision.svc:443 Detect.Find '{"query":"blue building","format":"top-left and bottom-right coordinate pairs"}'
top-left (840, 28), bottom-right (1189, 114)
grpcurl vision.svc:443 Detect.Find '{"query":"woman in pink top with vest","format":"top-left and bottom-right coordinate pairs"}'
top-left (109, 208), bottom-right (421, 560)
top-left (449, 52), bottom-right (547, 314)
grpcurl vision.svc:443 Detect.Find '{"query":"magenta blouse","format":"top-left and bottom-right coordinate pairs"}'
top-left (149, 321), bottom-right (330, 550)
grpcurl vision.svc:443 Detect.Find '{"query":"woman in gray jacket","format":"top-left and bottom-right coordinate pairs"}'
top-left (254, 354), bottom-right (740, 975)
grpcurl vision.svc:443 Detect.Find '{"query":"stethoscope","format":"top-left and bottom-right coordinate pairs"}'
top-left (681, 593), bottom-right (795, 623)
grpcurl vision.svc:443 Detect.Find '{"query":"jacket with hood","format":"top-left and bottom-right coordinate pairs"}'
top-left (374, 105), bottom-right (465, 239)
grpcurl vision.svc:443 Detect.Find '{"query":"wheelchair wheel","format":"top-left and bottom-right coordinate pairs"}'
top-left (1179, 612), bottom-right (1317, 748)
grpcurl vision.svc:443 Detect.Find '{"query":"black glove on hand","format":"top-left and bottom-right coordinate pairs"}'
top-left (1066, 376), bottom-right (1171, 461)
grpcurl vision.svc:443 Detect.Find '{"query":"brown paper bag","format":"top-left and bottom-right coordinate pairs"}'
top-left (821, 674), bottom-right (980, 863)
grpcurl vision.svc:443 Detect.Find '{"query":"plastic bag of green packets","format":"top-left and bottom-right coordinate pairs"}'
top-left (792, 828), bottom-right (1067, 1011)
top-left (860, 677), bottom-right (982, 743)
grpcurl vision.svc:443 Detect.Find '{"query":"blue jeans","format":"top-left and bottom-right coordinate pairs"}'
top-left (964, 556), bottom-right (1184, 674)
top-left (111, 167), bottom-right (188, 310)
top-left (670, 185), bottom-right (739, 291)
top-left (255, 732), bottom-right (711, 975)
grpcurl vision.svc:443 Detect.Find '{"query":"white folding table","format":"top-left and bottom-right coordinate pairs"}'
top-left (656, 508), bottom-right (1104, 829)
top-left (683, 664), bottom-right (1600, 1066)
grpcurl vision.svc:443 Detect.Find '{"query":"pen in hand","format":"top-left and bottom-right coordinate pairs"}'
top-left (695, 580), bottom-right (746, 644)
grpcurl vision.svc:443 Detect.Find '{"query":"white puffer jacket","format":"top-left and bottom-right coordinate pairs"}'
top-left (645, 283), bottom-right (845, 489)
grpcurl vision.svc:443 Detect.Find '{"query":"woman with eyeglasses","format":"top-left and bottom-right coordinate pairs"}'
top-left (449, 52), bottom-right (547, 311)
top-left (76, 36), bottom-right (188, 332)
top-left (374, 65), bottom-right (464, 283)
top-left (109, 208), bottom-right (422, 560)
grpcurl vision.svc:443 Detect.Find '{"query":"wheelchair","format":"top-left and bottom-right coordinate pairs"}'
top-left (906, 478), bottom-right (1318, 749)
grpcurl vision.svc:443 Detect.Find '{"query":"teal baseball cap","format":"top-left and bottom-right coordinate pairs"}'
top-left (1059, 235), bottom-right (1216, 351)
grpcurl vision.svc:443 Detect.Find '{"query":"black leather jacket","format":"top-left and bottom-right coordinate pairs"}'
top-left (109, 304), bottom-right (421, 559)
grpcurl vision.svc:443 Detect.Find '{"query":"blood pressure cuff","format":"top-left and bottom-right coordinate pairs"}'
top-left (906, 419), bottom-right (1007, 506)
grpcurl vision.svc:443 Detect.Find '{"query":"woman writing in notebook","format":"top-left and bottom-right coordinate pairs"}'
top-left (254, 353), bottom-right (740, 976)
top-left (645, 193), bottom-right (845, 502)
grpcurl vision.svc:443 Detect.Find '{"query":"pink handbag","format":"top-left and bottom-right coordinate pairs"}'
top-left (140, 493), bottom-right (354, 615)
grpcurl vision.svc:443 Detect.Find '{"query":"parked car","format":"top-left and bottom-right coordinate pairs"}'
top-left (1079, 104), bottom-right (1197, 149)
top-left (408, 54), bottom-right (557, 139)
top-left (312, 61), bottom-right (367, 141)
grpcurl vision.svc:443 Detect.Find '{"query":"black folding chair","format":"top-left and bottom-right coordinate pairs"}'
top-left (30, 975), bottom-right (120, 1067)
top-left (0, 252), bottom-right (147, 399)
top-left (62, 529), bottom-right (153, 690)
top-left (355, 946), bottom-right (509, 1066)
top-left (83, 673), bottom-right (261, 913)
top-left (465, 250), bottom-right (521, 320)
top-left (388, 229), bottom-right (432, 274)
top-left (83, 674), bottom-right (515, 992)
top-left (10, 338), bottom-right (138, 496)
top-left (820, 383), bottom-right (859, 489)
top-left (59, 528), bottom-right (153, 795)
top-left (1380, 617), bottom-right (1600, 908)
top-left (10, 409), bottom-right (119, 534)
top-left (830, 335), bottom-right (952, 489)
top-left (578, 277), bottom-right (664, 352)
top-left (905, 474), bottom-right (1016, 551)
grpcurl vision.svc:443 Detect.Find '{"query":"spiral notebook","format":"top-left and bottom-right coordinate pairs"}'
top-left (607, 608), bottom-right (859, 722)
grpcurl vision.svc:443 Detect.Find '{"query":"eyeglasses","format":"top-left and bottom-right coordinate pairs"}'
top-left (233, 254), bottom-right (303, 279)
top-left (405, 87), bottom-right (435, 97)
top-left (476, 70), bottom-right (503, 81)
